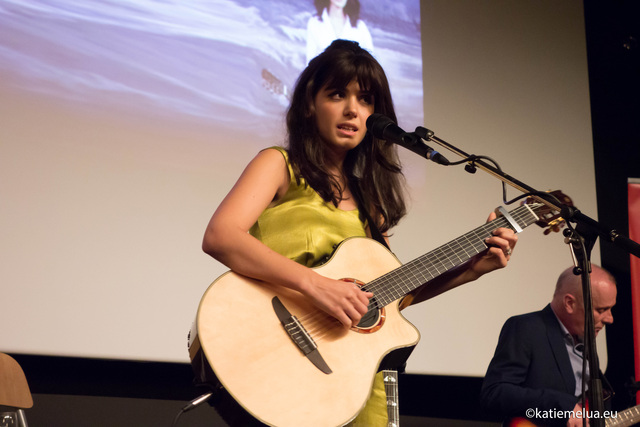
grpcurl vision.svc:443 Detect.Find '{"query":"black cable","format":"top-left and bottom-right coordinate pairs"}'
top-left (170, 392), bottom-right (214, 427)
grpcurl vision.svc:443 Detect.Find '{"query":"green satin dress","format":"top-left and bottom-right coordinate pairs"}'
top-left (249, 147), bottom-right (388, 427)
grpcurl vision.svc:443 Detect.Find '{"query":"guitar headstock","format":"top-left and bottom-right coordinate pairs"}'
top-left (525, 190), bottom-right (573, 235)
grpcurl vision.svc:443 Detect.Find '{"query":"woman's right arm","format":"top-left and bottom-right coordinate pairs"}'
top-left (202, 148), bottom-right (372, 328)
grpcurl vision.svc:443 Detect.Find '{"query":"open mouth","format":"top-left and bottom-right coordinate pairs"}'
top-left (338, 124), bottom-right (358, 132)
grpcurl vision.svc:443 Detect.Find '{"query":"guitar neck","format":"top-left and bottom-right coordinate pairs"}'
top-left (383, 370), bottom-right (399, 427)
top-left (606, 404), bottom-right (640, 427)
top-left (366, 204), bottom-right (539, 307)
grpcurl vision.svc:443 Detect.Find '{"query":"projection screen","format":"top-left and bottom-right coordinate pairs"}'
top-left (0, 0), bottom-right (601, 376)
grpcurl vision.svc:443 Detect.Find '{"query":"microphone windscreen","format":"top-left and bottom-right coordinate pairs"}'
top-left (366, 113), bottom-right (394, 139)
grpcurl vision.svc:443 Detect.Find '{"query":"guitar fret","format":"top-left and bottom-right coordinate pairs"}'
top-left (383, 370), bottom-right (399, 427)
top-left (369, 203), bottom-right (541, 308)
top-left (607, 403), bottom-right (640, 427)
top-left (449, 242), bottom-right (468, 264)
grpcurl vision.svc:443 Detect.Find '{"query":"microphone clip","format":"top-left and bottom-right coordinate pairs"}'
top-left (411, 126), bottom-right (449, 165)
top-left (366, 113), bottom-right (449, 165)
top-left (405, 130), bottom-right (450, 166)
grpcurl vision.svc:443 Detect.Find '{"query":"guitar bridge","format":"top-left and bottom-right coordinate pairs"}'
top-left (283, 315), bottom-right (317, 355)
top-left (271, 297), bottom-right (332, 374)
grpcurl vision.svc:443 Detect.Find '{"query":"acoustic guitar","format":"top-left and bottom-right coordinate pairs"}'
top-left (193, 194), bottom-right (566, 427)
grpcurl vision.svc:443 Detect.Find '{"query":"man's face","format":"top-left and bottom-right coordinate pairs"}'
top-left (570, 269), bottom-right (617, 338)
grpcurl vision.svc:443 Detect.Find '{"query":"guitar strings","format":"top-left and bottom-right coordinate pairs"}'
top-left (292, 205), bottom-right (539, 343)
top-left (297, 309), bottom-right (341, 341)
top-left (361, 205), bottom-right (537, 306)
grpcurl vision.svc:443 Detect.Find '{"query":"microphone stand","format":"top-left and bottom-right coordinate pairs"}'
top-left (413, 126), bottom-right (640, 426)
top-left (563, 215), bottom-right (602, 423)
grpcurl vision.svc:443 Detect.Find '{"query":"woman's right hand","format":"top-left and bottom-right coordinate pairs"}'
top-left (203, 148), bottom-right (372, 329)
top-left (301, 273), bottom-right (373, 329)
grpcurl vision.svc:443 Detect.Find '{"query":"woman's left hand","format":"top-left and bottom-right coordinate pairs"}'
top-left (400, 210), bottom-right (519, 307)
top-left (467, 211), bottom-right (518, 279)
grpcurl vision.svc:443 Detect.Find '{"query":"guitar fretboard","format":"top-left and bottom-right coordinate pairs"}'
top-left (365, 203), bottom-right (539, 308)
top-left (607, 403), bottom-right (640, 427)
top-left (383, 369), bottom-right (399, 427)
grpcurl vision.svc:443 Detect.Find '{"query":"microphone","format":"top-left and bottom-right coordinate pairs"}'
top-left (366, 113), bottom-right (449, 165)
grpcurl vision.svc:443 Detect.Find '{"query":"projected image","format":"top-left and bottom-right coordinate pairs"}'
top-left (0, 0), bottom-right (422, 145)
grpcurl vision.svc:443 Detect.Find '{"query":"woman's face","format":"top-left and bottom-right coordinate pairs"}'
top-left (313, 79), bottom-right (374, 155)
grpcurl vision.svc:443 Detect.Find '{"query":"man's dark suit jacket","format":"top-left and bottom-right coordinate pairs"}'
top-left (480, 304), bottom-right (579, 426)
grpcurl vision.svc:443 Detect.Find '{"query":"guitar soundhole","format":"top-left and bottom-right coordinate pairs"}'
top-left (340, 278), bottom-right (385, 333)
top-left (354, 301), bottom-right (385, 333)
top-left (358, 302), bottom-right (381, 328)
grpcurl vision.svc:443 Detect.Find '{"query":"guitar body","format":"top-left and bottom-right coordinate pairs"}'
top-left (195, 237), bottom-right (420, 427)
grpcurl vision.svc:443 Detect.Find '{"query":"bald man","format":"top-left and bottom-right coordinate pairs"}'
top-left (480, 265), bottom-right (617, 427)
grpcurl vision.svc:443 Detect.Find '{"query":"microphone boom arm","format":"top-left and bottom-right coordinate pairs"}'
top-left (413, 126), bottom-right (640, 258)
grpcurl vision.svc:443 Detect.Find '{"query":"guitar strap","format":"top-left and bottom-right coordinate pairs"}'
top-left (349, 181), bottom-right (390, 250)
top-left (365, 211), bottom-right (389, 250)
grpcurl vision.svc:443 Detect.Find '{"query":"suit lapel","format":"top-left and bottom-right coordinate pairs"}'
top-left (541, 304), bottom-right (576, 395)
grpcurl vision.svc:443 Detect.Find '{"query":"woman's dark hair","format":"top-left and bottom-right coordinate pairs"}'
top-left (314, 0), bottom-right (361, 28)
top-left (286, 39), bottom-right (406, 233)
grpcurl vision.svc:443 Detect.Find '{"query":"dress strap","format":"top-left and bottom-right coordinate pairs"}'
top-left (266, 146), bottom-right (294, 185)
